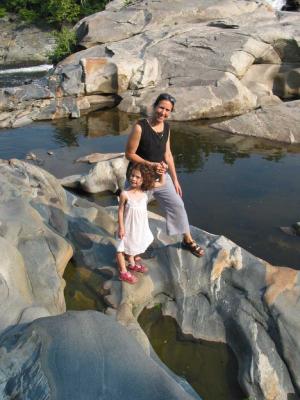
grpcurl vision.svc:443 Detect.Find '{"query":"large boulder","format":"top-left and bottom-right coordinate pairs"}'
top-left (0, 311), bottom-right (199, 400)
top-left (0, 159), bottom-right (72, 331)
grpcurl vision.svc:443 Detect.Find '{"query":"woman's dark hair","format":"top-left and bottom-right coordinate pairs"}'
top-left (127, 163), bottom-right (157, 191)
top-left (153, 93), bottom-right (176, 111)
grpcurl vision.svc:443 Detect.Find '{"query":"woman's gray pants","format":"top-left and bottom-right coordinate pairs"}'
top-left (153, 173), bottom-right (190, 236)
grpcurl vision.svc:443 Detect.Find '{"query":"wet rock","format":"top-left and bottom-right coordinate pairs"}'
top-left (281, 222), bottom-right (300, 236)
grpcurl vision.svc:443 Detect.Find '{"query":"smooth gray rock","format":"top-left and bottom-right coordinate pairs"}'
top-left (1, 0), bottom-right (300, 140)
top-left (1, 157), bottom-right (300, 398)
top-left (60, 154), bottom-right (128, 193)
top-left (211, 100), bottom-right (300, 143)
top-left (0, 311), bottom-right (199, 400)
top-left (0, 159), bottom-right (72, 332)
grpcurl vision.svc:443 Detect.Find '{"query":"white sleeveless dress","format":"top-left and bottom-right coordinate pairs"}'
top-left (116, 190), bottom-right (154, 256)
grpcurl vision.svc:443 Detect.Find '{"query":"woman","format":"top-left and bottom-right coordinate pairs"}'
top-left (125, 93), bottom-right (204, 257)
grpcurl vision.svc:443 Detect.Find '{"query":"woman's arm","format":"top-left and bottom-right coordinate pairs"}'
top-left (164, 134), bottom-right (183, 196)
top-left (118, 192), bottom-right (127, 239)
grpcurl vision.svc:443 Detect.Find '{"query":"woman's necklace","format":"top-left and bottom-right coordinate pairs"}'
top-left (148, 118), bottom-right (164, 138)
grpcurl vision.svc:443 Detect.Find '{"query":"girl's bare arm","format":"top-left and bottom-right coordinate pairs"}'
top-left (118, 192), bottom-right (127, 238)
top-left (153, 170), bottom-right (166, 188)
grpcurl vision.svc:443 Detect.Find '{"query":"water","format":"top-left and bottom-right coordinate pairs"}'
top-left (0, 64), bottom-right (53, 88)
top-left (139, 307), bottom-right (245, 400)
top-left (0, 110), bottom-right (299, 268)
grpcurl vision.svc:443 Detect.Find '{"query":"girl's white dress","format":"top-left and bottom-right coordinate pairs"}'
top-left (116, 190), bottom-right (154, 256)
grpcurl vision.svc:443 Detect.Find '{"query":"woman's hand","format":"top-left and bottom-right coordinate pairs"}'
top-left (153, 161), bottom-right (168, 174)
top-left (173, 179), bottom-right (182, 197)
top-left (118, 226), bottom-right (125, 239)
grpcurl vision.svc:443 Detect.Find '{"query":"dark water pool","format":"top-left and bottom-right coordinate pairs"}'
top-left (139, 307), bottom-right (245, 400)
top-left (1, 109), bottom-right (299, 268)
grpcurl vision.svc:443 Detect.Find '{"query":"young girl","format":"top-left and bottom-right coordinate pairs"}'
top-left (116, 163), bottom-right (165, 284)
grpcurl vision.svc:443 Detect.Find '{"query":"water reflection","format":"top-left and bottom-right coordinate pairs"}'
top-left (138, 307), bottom-right (245, 400)
top-left (0, 110), bottom-right (299, 268)
top-left (170, 120), bottom-right (300, 172)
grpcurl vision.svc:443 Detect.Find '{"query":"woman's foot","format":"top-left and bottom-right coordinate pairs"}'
top-left (181, 240), bottom-right (204, 257)
top-left (128, 263), bottom-right (148, 273)
top-left (119, 271), bottom-right (138, 284)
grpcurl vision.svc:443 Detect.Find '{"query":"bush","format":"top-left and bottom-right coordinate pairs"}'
top-left (0, 7), bottom-right (6, 18)
top-left (19, 8), bottom-right (38, 23)
top-left (41, 0), bottom-right (81, 26)
top-left (49, 27), bottom-right (77, 64)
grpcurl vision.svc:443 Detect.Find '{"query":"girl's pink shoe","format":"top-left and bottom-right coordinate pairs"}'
top-left (127, 264), bottom-right (148, 273)
top-left (119, 271), bottom-right (138, 284)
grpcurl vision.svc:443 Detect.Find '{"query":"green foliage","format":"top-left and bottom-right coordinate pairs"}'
top-left (0, 7), bottom-right (6, 18)
top-left (2, 0), bottom-right (110, 27)
top-left (123, 0), bottom-right (134, 6)
top-left (49, 27), bottom-right (77, 64)
top-left (41, 0), bottom-right (81, 25)
top-left (2, 0), bottom-right (111, 64)
top-left (18, 8), bottom-right (38, 23)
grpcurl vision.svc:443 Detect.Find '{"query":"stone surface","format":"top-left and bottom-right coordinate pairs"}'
top-left (60, 153), bottom-right (129, 193)
top-left (211, 100), bottom-right (300, 143)
top-left (0, 15), bottom-right (55, 68)
top-left (1, 0), bottom-right (300, 141)
top-left (1, 157), bottom-right (300, 398)
top-left (0, 311), bottom-right (199, 400)
top-left (0, 159), bottom-right (72, 333)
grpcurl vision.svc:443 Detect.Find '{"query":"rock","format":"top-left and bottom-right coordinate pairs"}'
top-left (0, 311), bottom-right (199, 400)
top-left (1, 156), bottom-right (300, 398)
top-left (60, 154), bottom-right (128, 193)
top-left (2, 0), bottom-right (300, 139)
top-left (211, 100), bottom-right (300, 143)
top-left (0, 159), bottom-right (72, 332)
top-left (0, 15), bottom-right (55, 68)
top-left (76, 152), bottom-right (125, 163)
top-left (281, 222), bottom-right (300, 236)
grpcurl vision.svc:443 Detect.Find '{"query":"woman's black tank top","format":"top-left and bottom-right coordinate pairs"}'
top-left (136, 119), bottom-right (169, 162)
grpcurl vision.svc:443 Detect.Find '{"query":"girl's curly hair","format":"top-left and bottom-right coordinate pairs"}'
top-left (127, 163), bottom-right (157, 191)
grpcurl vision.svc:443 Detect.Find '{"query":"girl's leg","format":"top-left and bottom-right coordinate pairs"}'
top-left (116, 252), bottom-right (138, 284)
top-left (116, 251), bottom-right (127, 273)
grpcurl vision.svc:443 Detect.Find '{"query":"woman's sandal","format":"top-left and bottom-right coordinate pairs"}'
top-left (181, 240), bottom-right (205, 257)
top-left (119, 271), bottom-right (138, 284)
top-left (128, 263), bottom-right (148, 273)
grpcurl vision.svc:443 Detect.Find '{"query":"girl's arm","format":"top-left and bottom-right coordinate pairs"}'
top-left (118, 192), bottom-right (127, 239)
top-left (153, 170), bottom-right (166, 188)
top-left (164, 133), bottom-right (183, 196)
top-left (126, 123), bottom-right (164, 172)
